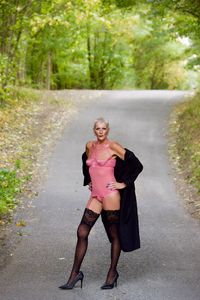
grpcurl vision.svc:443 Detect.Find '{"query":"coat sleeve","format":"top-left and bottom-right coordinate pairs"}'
top-left (82, 152), bottom-right (91, 186)
top-left (123, 149), bottom-right (143, 188)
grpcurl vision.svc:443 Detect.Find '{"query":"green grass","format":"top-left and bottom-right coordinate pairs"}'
top-left (175, 93), bottom-right (200, 194)
top-left (0, 167), bottom-right (21, 215)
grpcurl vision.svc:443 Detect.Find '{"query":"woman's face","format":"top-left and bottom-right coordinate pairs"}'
top-left (94, 121), bottom-right (109, 142)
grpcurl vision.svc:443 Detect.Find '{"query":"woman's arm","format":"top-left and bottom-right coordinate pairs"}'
top-left (108, 141), bottom-right (127, 190)
top-left (110, 141), bottom-right (126, 160)
top-left (86, 140), bottom-right (93, 158)
top-left (82, 142), bottom-right (92, 186)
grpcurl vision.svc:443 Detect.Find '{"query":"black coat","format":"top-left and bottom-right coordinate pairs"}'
top-left (82, 148), bottom-right (143, 252)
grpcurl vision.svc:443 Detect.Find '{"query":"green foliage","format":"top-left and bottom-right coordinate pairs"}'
top-left (129, 9), bottom-right (189, 89)
top-left (0, 54), bottom-right (16, 104)
top-left (147, 1), bottom-right (200, 78)
top-left (176, 94), bottom-right (200, 193)
top-left (0, 0), bottom-right (199, 93)
top-left (148, 0), bottom-right (200, 19)
top-left (0, 86), bottom-right (39, 109)
top-left (0, 167), bottom-right (21, 215)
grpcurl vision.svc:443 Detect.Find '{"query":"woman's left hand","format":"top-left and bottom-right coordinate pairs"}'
top-left (106, 181), bottom-right (126, 190)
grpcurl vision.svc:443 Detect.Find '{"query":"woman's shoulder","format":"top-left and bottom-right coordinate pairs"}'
top-left (109, 140), bottom-right (126, 160)
top-left (109, 140), bottom-right (124, 150)
top-left (86, 140), bottom-right (96, 150)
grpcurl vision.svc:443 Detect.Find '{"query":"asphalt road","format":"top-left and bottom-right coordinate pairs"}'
top-left (1, 90), bottom-right (200, 300)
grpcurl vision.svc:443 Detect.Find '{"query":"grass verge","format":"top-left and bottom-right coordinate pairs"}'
top-left (168, 92), bottom-right (200, 219)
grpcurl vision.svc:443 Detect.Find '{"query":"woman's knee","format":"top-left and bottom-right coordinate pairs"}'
top-left (107, 223), bottom-right (120, 239)
top-left (77, 224), bottom-right (90, 240)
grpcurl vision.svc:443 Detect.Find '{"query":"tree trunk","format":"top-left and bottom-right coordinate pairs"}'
top-left (46, 52), bottom-right (51, 90)
top-left (87, 24), bottom-right (95, 88)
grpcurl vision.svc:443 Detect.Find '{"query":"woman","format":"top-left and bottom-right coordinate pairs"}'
top-left (59, 117), bottom-right (143, 290)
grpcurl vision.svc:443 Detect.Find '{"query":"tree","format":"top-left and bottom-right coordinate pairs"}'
top-left (0, 0), bottom-right (196, 96)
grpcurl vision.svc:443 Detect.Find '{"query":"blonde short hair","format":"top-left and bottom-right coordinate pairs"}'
top-left (93, 117), bottom-right (109, 129)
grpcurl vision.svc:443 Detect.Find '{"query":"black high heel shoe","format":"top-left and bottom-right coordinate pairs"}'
top-left (100, 271), bottom-right (119, 290)
top-left (59, 271), bottom-right (84, 290)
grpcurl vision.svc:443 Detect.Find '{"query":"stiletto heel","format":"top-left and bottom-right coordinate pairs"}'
top-left (59, 271), bottom-right (84, 290)
top-left (101, 271), bottom-right (119, 290)
top-left (80, 277), bottom-right (83, 289)
top-left (115, 278), bottom-right (118, 287)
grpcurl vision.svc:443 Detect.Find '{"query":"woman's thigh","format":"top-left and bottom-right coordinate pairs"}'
top-left (86, 197), bottom-right (103, 214)
top-left (102, 191), bottom-right (120, 210)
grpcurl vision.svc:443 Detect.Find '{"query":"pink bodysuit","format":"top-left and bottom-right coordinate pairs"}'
top-left (86, 140), bottom-right (119, 202)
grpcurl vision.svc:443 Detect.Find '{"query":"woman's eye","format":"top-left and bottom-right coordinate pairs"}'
top-left (95, 127), bottom-right (107, 131)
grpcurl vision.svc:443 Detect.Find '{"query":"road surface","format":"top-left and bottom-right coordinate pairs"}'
top-left (1, 90), bottom-right (200, 300)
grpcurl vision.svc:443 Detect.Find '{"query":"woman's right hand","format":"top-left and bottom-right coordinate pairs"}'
top-left (88, 182), bottom-right (92, 191)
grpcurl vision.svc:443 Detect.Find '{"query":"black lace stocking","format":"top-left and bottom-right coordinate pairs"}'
top-left (66, 208), bottom-right (100, 284)
top-left (102, 210), bottom-right (121, 284)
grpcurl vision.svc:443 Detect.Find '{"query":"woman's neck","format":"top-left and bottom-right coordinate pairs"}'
top-left (96, 138), bottom-right (108, 145)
